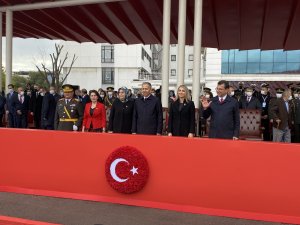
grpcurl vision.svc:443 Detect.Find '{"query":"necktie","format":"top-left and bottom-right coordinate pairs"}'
top-left (19, 96), bottom-right (23, 104)
top-left (220, 98), bottom-right (223, 103)
top-left (247, 97), bottom-right (250, 102)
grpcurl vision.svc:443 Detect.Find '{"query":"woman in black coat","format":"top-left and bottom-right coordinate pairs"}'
top-left (108, 87), bottom-right (135, 134)
top-left (168, 85), bottom-right (195, 138)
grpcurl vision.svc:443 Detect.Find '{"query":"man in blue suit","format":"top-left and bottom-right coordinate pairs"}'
top-left (202, 80), bottom-right (240, 140)
top-left (6, 84), bottom-right (17, 128)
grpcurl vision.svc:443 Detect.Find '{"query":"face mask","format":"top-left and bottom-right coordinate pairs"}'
top-left (27, 92), bottom-right (31, 96)
top-left (40, 92), bottom-right (45, 96)
top-left (20, 91), bottom-right (24, 96)
top-left (60, 91), bottom-right (64, 96)
top-left (151, 93), bottom-right (156, 96)
top-left (8, 88), bottom-right (13, 93)
top-left (261, 91), bottom-right (266, 95)
top-left (205, 94), bottom-right (210, 99)
top-left (276, 93), bottom-right (282, 98)
top-left (229, 92), bottom-right (234, 96)
top-left (294, 93), bottom-right (299, 98)
top-left (100, 95), bottom-right (105, 98)
top-left (49, 90), bottom-right (55, 95)
top-left (288, 96), bottom-right (293, 100)
top-left (239, 85), bottom-right (243, 89)
top-left (246, 92), bottom-right (253, 97)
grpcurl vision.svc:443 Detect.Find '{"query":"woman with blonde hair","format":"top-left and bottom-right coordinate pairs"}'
top-left (167, 85), bottom-right (195, 138)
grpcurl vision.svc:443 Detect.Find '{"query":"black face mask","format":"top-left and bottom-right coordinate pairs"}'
top-left (239, 85), bottom-right (243, 89)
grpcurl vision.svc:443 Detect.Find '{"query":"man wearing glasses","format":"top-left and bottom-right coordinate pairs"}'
top-left (201, 80), bottom-right (240, 140)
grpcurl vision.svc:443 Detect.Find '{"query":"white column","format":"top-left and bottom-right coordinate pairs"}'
top-left (192, 0), bottom-right (203, 109)
top-left (177, 0), bottom-right (187, 88)
top-left (5, 10), bottom-right (12, 93)
top-left (0, 12), bottom-right (2, 93)
top-left (161, 0), bottom-right (171, 108)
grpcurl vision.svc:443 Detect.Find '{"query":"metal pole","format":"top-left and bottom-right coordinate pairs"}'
top-left (5, 10), bottom-right (13, 93)
top-left (161, 0), bottom-right (171, 108)
top-left (177, 0), bottom-right (187, 88)
top-left (0, 0), bottom-right (125, 12)
top-left (0, 12), bottom-right (2, 93)
top-left (192, 0), bottom-right (203, 109)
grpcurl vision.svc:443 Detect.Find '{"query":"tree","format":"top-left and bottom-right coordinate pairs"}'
top-left (12, 75), bottom-right (27, 89)
top-left (36, 43), bottom-right (77, 91)
top-left (28, 71), bottom-right (49, 89)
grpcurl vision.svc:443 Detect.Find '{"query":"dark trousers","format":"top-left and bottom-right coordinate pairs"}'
top-left (8, 112), bottom-right (15, 128)
top-left (294, 124), bottom-right (300, 143)
top-left (262, 119), bottom-right (271, 141)
top-left (15, 113), bottom-right (28, 128)
top-left (0, 113), bottom-right (3, 127)
top-left (34, 116), bottom-right (41, 129)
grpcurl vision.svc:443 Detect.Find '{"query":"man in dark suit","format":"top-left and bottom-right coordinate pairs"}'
top-left (11, 87), bottom-right (30, 128)
top-left (258, 83), bottom-right (272, 141)
top-left (6, 84), bottom-right (17, 128)
top-left (202, 80), bottom-right (240, 140)
top-left (240, 87), bottom-right (262, 110)
top-left (41, 86), bottom-right (61, 130)
top-left (269, 90), bottom-right (293, 143)
top-left (81, 88), bottom-right (90, 109)
top-left (0, 93), bottom-right (6, 127)
top-left (290, 87), bottom-right (300, 142)
top-left (132, 82), bottom-right (163, 135)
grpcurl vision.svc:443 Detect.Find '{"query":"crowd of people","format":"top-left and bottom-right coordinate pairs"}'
top-left (0, 80), bottom-right (299, 143)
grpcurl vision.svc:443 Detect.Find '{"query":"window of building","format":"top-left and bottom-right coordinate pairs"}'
top-left (188, 69), bottom-right (193, 77)
top-left (171, 69), bottom-right (176, 76)
top-left (171, 44), bottom-right (176, 47)
top-left (171, 55), bottom-right (176, 61)
top-left (101, 45), bottom-right (114, 63)
top-left (221, 49), bottom-right (300, 74)
top-left (102, 68), bottom-right (114, 84)
top-left (189, 54), bottom-right (194, 61)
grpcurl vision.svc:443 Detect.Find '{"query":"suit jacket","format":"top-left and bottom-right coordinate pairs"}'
top-left (258, 93), bottom-right (272, 116)
top-left (41, 92), bottom-right (59, 127)
top-left (83, 102), bottom-right (106, 129)
top-left (6, 92), bottom-right (17, 113)
top-left (108, 98), bottom-right (135, 134)
top-left (240, 96), bottom-right (262, 110)
top-left (132, 95), bottom-right (163, 135)
top-left (167, 99), bottom-right (195, 137)
top-left (268, 98), bottom-right (293, 130)
top-left (0, 95), bottom-right (6, 114)
top-left (292, 98), bottom-right (300, 124)
top-left (11, 94), bottom-right (30, 115)
top-left (203, 95), bottom-right (240, 139)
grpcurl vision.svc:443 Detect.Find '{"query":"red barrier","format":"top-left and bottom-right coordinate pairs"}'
top-left (0, 216), bottom-right (61, 225)
top-left (1, 128), bottom-right (300, 224)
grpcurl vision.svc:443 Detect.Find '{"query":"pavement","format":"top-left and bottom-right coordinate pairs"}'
top-left (0, 192), bottom-right (294, 225)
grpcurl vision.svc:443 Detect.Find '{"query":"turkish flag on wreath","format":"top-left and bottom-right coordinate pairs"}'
top-left (105, 146), bottom-right (149, 194)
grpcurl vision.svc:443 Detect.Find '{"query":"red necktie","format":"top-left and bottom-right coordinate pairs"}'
top-left (19, 96), bottom-right (23, 103)
top-left (220, 98), bottom-right (224, 103)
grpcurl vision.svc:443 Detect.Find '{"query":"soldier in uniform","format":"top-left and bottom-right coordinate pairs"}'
top-left (54, 84), bottom-right (84, 131)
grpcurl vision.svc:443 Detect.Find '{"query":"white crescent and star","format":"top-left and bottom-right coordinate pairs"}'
top-left (110, 158), bottom-right (139, 183)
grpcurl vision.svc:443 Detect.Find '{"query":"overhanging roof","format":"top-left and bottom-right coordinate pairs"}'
top-left (1, 0), bottom-right (300, 50)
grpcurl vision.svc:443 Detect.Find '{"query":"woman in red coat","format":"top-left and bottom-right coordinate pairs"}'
top-left (82, 90), bottom-right (106, 132)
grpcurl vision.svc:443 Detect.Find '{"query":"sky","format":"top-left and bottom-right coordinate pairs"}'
top-left (1, 37), bottom-right (60, 72)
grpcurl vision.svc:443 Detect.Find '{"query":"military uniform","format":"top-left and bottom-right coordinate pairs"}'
top-left (54, 84), bottom-right (84, 131)
top-left (104, 87), bottom-right (115, 129)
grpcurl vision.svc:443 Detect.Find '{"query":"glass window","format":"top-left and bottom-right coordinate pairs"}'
top-left (260, 62), bottom-right (273, 73)
top-left (273, 63), bottom-right (287, 73)
top-left (171, 55), bottom-right (176, 61)
top-left (189, 54), bottom-right (194, 61)
top-left (247, 62), bottom-right (260, 73)
top-left (221, 62), bottom-right (229, 74)
top-left (234, 62), bottom-right (247, 73)
top-left (234, 50), bottom-right (247, 63)
top-left (260, 51), bottom-right (273, 62)
top-left (287, 51), bottom-right (300, 63)
top-left (221, 51), bottom-right (229, 63)
top-left (287, 62), bottom-right (300, 72)
top-left (101, 46), bottom-right (114, 63)
top-left (171, 69), bottom-right (176, 76)
top-left (188, 69), bottom-right (193, 77)
top-left (102, 68), bottom-right (114, 84)
top-left (274, 50), bottom-right (287, 63)
top-left (247, 50), bottom-right (260, 63)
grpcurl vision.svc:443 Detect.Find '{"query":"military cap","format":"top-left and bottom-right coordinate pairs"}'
top-left (275, 88), bottom-right (285, 93)
top-left (62, 84), bottom-right (74, 93)
top-left (203, 87), bottom-right (211, 92)
top-left (260, 83), bottom-right (269, 88)
top-left (107, 87), bottom-right (114, 91)
top-left (245, 87), bottom-right (253, 92)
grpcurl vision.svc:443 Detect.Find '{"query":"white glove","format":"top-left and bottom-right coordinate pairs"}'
top-left (73, 125), bottom-right (78, 131)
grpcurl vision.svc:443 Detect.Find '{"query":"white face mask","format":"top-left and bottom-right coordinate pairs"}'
top-left (27, 92), bottom-right (31, 96)
top-left (100, 95), bottom-right (105, 98)
top-left (261, 90), bottom-right (266, 95)
top-left (288, 96), bottom-right (293, 100)
top-left (205, 94), bottom-right (210, 99)
top-left (8, 88), bottom-right (13, 93)
top-left (229, 92), bottom-right (234, 96)
top-left (151, 93), bottom-right (156, 96)
top-left (49, 90), bottom-right (55, 95)
top-left (294, 93), bottom-right (299, 98)
top-left (60, 91), bottom-right (64, 96)
top-left (40, 92), bottom-right (45, 97)
top-left (246, 92), bottom-right (253, 97)
top-left (20, 91), bottom-right (24, 96)
top-left (276, 93), bottom-right (282, 98)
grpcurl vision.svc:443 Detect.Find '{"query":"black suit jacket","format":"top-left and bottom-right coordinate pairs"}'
top-left (132, 95), bottom-right (163, 135)
top-left (203, 95), bottom-right (240, 139)
top-left (240, 96), bottom-right (262, 110)
top-left (11, 94), bottom-right (30, 115)
top-left (0, 95), bottom-right (6, 114)
top-left (167, 99), bottom-right (195, 137)
top-left (41, 92), bottom-right (59, 127)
